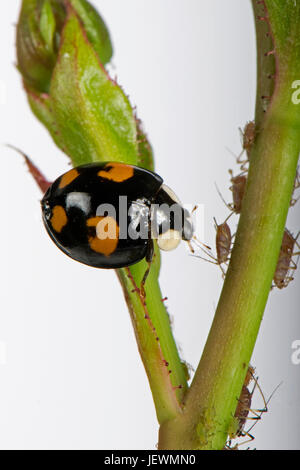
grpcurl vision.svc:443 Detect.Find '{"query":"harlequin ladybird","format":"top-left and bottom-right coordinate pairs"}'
top-left (41, 162), bottom-right (194, 273)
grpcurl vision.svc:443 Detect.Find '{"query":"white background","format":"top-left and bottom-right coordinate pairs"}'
top-left (0, 0), bottom-right (299, 450)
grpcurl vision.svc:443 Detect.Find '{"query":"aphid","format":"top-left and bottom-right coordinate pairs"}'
top-left (227, 366), bottom-right (267, 447)
top-left (237, 121), bottom-right (256, 170)
top-left (273, 229), bottom-right (300, 289)
top-left (229, 170), bottom-right (247, 214)
top-left (231, 366), bottom-right (257, 439)
top-left (216, 171), bottom-right (247, 216)
top-left (242, 121), bottom-right (256, 157)
top-left (233, 383), bottom-right (254, 438)
top-left (193, 216), bottom-right (233, 275)
top-left (227, 366), bottom-right (281, 449)
top-left (215, 217), bottom-right (232, 265)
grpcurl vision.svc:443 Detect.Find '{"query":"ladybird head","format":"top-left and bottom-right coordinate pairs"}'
top-left (152, 184), bottom-right (194, 251)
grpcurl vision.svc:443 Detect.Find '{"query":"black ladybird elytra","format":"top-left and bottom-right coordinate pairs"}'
top-left (41, 162), bottom-right (194, 270)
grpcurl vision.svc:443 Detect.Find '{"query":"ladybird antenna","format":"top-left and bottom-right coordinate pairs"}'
top-left (191, 204), bottom-right (198, 215)
top-left (192, 235), bottom-right (211, 251)
top-left (187, 240), bottom-right (195, 254)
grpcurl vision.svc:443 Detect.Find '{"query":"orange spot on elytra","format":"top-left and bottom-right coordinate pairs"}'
top-left (87, 216), bottom-right (119, 256)
top-left (58, 169), bottom-right (79, 189)
top-left (98, 163), bottom-right (134, 183)
top-left (50, 205), bottom-right (68, 233)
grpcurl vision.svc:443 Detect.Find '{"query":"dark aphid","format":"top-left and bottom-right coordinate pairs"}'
top-left (229, 366), bottom-right (258, 440)
top-left (193, 215), bottom-right (233, 276)
top-left (216, 171), bottom-right (247, 217)
top-left (227, 366), bottom-right (266, 447)
top-left (215, 217), bottom-right (232, 265)
top-left (237, 121), bottom-right (256, 170)
top-left (229, 170), bottom-right (247, 214)
top-left (227, 366), bottom-right (280, 449)
top-left (242, 121), bottom-right (256, 159)
top-left (273, 229), bottom-right (300, 289)
top-left (234, 385), bottom-right (253, 438)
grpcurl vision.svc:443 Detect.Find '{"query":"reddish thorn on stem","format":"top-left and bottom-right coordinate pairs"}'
top-left (131, 287), bottom-right (140, 294)
top-left (6, 144), bottom-right (52, 193)
top-left (173, 384), bottom-right (183, 390)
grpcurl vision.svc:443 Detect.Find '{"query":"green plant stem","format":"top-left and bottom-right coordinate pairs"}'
top-left (253, 0), bottom-right (275, 128)
top-left (117, 247), bottom-right (188, 424)
top-left (158, 0), bottom-right (300, 449)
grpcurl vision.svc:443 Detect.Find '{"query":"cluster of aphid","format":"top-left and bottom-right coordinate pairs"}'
top-left (192, 121), bottom-right (254, 276)
top-left (193, 121), bottom-right (300, 289)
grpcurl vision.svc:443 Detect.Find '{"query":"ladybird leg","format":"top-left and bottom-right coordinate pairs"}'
top-left (187, 240), bottom-right (195, 254)
top-left (140, 239), bottom-right (154, 299)
top-left (6, 144), bottom-right (52, 193)
top-left (192, 236), bottom-right (212, 252)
